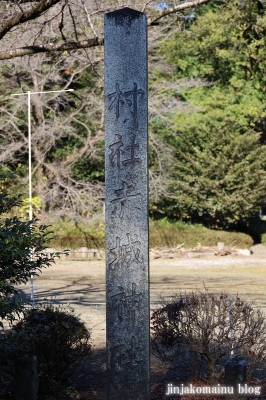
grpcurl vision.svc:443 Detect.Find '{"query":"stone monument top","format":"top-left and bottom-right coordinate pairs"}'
top-left (105, 7), bottom-right (143, 18)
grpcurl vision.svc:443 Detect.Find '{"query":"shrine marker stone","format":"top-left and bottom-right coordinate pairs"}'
top-left (104, 8), bottom-right (150, 400)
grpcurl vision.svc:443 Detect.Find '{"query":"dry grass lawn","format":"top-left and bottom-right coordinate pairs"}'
top-left (12, 253), bottom-right (266, 399)
top-left (17, 254), bottom-right (266, 348)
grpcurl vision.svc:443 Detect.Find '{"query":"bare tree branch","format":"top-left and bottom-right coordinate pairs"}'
top-left (0, 37), bottom-right (104, 60)
top-left (0, 0), bottom-right (63, 40)
top-left (151, 292), bottom-right (266, 383)
top-left (147, 0), bottom-right (211, 26)
top-left (0, 0), bottom-right (211, 60)
top-left (81, 0), bottom-right (98, 37)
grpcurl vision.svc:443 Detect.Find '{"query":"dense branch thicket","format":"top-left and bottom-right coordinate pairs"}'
top-left (151, 291), bottom-right (266, 384)
top-left (0, 1), bottom-right (201, 217)
top-left (0, 51), bottom-right (106, 217)
top-left (0, 0), bottom-right (211, 60)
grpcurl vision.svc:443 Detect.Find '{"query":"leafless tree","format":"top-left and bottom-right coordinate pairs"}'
top-left (0, 50), bottom-right (105, 218)
top-left (0, 0), bottom-right (212, 218)
top-left (151, 291), bottom-right (266, 385)
top-left (0, 0), bottom-right (211, 60)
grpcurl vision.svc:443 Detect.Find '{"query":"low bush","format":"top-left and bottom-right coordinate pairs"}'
top-left (0, 174), bottom-right (67, 395)
top-left (48, 218), bottom-right (105, 250)
top-left (149, 219), bottom-right (253, 248)
top-left (47, 217), bottom-right (254, 250)
top-left (151, 291), bottom-right (266, 384)
top-left (1, 303), bottom-right (92, 394)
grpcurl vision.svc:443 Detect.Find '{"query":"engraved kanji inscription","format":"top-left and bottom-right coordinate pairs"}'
top-left (125, 283), bottom-right (142, 322)
top-left (111, 286), bottom-right (126, 321)
top-left (122, 135), bottom-right (141, 167)
top-left (125, 172), bottom-right (138, 181)
top-left (107, 83), bottom-right (125, 119)
top-left (107, 82), bottom-right (144, 123)
top-left (110, 336), bottom-right (143, 370)
top-left (109, 233), bottom-right (143, 269)
top-left (111, 283), bottom-right (143, 322)
top-left (109, 135), bottom-right (141, 170)
top-left (124, 82), bottom-right (144, 126)
top-left (110, 181), bottom-right (142, 220)
top-left (109, 134), bottom-right (124, 168)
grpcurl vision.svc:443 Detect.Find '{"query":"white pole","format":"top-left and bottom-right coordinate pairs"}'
top-left (27, 90), bottom-right (34, 305)
top-left (11, 88), bottom-right (74, 306)
top-left (28, 91), bottom-right (33, 222)
top-left (228, 295), bottom-right (234, 356)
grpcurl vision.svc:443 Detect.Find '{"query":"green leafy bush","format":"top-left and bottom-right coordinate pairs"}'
top-left (0, 174), bottom-right (69, 390)
top-left (1, 303), bottom-right (92, 394)
top-left (0, 175), bottom-right (64, 326)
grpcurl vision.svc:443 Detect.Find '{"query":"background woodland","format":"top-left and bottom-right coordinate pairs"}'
top-left (0, 0), bottom-right (265, 237)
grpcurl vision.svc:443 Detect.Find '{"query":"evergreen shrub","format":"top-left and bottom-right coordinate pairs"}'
top-left (11, 304), bottom-right (92, 393)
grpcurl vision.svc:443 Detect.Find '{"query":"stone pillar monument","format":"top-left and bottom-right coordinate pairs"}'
top-left (104, 8), bottom-right (149, 400)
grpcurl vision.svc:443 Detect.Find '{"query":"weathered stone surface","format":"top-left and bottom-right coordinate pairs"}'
top-left (104, 7), bottom-right (149, 400)
top-left (14, 356), bottom-right (38, 400)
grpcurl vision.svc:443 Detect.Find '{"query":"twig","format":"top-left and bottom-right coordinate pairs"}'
top-left (81, 0), bottom-right (97, 37)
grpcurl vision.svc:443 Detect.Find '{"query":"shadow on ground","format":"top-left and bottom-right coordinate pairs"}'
top-left (46, 350), bottom-right (266, 400)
